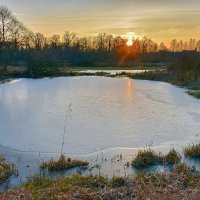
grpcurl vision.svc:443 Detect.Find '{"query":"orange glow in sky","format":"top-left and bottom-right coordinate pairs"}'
top-left (2, 0), bottom-right (200, 43)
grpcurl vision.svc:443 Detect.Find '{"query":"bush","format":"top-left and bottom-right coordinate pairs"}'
top-left (27, 60), bottom-right (60, 77)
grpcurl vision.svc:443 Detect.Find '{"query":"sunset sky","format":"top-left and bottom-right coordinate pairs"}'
top-left (1, 0), bottom-right (200, 43)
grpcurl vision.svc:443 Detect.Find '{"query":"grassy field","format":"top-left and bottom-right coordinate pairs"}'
top-left (1, 163), bottom-right (200, 200)
top-left (1, 144), bottom-right (200, 199)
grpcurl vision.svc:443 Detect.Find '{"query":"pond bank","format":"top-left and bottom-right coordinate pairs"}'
top-left (1, 67), bottom-right (200, 99)
top-left (1, 143), bottom-right (200, 191)
top-left (1, 154), bottom-right (200, 200)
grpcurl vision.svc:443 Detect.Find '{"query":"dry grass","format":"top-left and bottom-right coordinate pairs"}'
top-left (164, 149), bottom-right (181, 165)
top-left (131, 148), bottom-right (181, 169)
top-left (131, 149), bottom-right (163, 168)
top-left (40, 155), bottom-right (89, 171)
top-left (184, 143), bottom-right (200, 158)
top-left (1, 163), bottom-right (200, 200)
top-left (0, 154), bottom-right (17, 184)
top-left (188, 91), bottom-right (200, 99)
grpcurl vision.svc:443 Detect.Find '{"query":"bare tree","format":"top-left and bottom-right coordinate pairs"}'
top-left (62, 31), bottom-right (76, 48)
top-left (159, 42), bottom-right (167, 51)
top-left (188, 39), bottom-right (196, 51)
top-left (34, 32), bottom-right (45, 49)
top-left (96, 33), bottom-right (107, 51)
top-left (196, 40), bottom-right (200, 52)
top-left (50, 34), bottom-right (60, 48)
top-left (0, 6), bottom-right (13, 43)
top-left (106, 34), bottom-right (113, 52)
top-left (9, 18), bottom-right (28, 49)
top-left (79, 37), bottom-right (89, 51)
top-left (140, 37), bottom-right (148, 53)
top-left (170, 39), bottom-right (177, 52)
top-left (112, 36), bottom-right (121, 49)
top-left (21, 30), bottom-right (34, 49)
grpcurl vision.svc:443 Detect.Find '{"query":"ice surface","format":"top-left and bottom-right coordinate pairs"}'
top-left (0, 76), bottom-right (200, 155)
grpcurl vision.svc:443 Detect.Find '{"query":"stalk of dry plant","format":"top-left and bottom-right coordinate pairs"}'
top-left (61, 103), bottom-right (72, 155)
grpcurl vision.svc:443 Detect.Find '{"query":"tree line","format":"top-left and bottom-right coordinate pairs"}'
top-left (0, 5), bottom-right (200, 69)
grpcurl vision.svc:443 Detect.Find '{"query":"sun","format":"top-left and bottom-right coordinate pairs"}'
top-left (126, 32), bottom-right (134, 46)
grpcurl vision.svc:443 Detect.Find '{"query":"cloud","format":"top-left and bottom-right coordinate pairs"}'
top-left (2, 0), bottom-right (200, 42)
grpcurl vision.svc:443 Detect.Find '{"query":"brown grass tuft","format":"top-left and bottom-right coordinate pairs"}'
top-left (40, 154), bottom-right (89, 171)
top-left (184, 143), bottom-right (200, 158)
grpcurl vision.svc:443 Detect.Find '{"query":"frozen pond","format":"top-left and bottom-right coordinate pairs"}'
top-left (0, 76), bottom-right (200, 188)
top-left (0, 76), bottom-right (200, 155)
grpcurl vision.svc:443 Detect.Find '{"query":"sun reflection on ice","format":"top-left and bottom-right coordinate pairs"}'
top-left (126, 79), bottom-right (133, 98)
